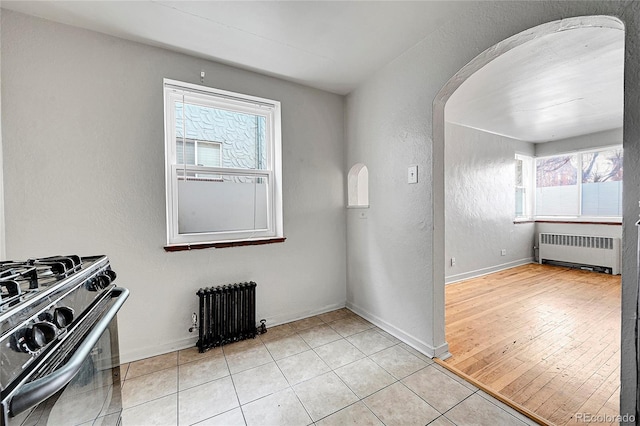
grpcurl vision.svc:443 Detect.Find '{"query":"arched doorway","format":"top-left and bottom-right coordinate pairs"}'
top-left (432, 15), bottom-right (625, 424)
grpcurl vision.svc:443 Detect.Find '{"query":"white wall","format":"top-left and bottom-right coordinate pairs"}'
top-left (345, 1), bottom-right (639, 420)
top-left (444, 123), bottom-right (535, 284)
top-left (535, 127), bottom-right (622, 157)
top-left (1, 10), bottom-right (347, 363)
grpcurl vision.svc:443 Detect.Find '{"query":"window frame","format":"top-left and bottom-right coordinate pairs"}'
top-left (533, 145), bottom-right (622, 221)
top-left (163, 79), bottom-right (283, 247)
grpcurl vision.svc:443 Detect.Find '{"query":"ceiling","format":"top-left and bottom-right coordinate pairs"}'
top-left (446, 25), bottom-right (624, 143)
top-left (1, 1), bottom-right (625, 143)
top-left (1, 0), bottom-right (466, 95)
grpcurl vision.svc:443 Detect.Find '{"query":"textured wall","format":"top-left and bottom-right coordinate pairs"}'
top-left (346, 1), bottom-right (638, 419)
top-left (1, 11), bottom-right (347, 362)
top-left (444, 123), bottom-right (535, 283)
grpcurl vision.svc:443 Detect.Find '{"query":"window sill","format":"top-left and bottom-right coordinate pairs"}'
top-left (513, 217), bottom-right (622, 225)
top-left (513, 218), bottom-right (535, 224)
top-left (534, 219), bottom-right (622, 226)
top-left (164, 237), bottom-right (286, 252)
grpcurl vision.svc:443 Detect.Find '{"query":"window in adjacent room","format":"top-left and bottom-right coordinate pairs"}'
top-left (535, 146), bottom-right (622, 218)
top-left (535, 153), bottom-right (580, 216)
top-left (163, 79), bottom-right (283, 246)
top-left (581, 147), bottom-right (623, 216)
top-left (514, 154), bottom-right (533, 219)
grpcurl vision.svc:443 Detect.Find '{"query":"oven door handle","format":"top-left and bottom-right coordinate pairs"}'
top-left (9, 287), bottom-right (129, 418)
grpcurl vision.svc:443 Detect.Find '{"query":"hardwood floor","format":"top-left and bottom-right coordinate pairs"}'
top-left (444, 263), bottom-right (621, 425)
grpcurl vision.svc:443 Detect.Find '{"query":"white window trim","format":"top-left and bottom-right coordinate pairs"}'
top-left (533, 145), bottom-right (622, 220)
top-left (163, 79), bottom-right (283, 246)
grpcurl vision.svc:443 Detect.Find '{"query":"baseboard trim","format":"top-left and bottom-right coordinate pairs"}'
top-left (346, 302), bottom-right (449, 359)
top-left (445, 258), bottom-right (534, 284)
top-left (119, 302), bottom-right (346, 363)
top-left (433, 358), bottom-right (550, 426)
top-left (120, 336), bottom-right (198, 364)
top-left (262, 302), bottom-right (346, 329)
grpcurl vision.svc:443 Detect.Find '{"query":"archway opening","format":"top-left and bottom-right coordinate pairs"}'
top-left (432, 15), bottom-right (625, 424)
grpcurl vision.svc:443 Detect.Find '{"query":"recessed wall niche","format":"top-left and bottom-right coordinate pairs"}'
top-left (347, 163), bottom-right (369, 208)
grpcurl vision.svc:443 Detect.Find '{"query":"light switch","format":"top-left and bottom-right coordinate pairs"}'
top-left (408, 165), bottom-right (418, 184)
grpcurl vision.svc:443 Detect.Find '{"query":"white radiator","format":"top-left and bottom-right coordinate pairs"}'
top-left (538, 233), bottom-right (621, 275)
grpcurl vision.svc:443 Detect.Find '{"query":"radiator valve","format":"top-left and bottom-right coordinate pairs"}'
top-left (258, 319), bottom-right (267, 335)
top-left (188, 312), bottom-right (198, 333)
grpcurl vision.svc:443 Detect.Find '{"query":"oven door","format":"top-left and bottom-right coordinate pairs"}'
top-left (4, 287), bottom-right (129, 426)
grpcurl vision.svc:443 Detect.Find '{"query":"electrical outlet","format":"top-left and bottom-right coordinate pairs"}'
top-left (501, 249), bottom-right (507, 256)
top-left (451, 257), bottom-right (456, 267)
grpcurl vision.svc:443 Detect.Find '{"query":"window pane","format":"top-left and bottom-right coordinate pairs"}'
top-left (515, 188), bottom-right (525, 216)
top-left (515, 159), bottom-right (523, 186)
top-left (581, 148), bottom-right (623, 216)
top-left (535, 155), bottom-right (579, 215)
top-left (197, 142), bottom-right (221, 167)
top-left (582, 149), bottom-right (623, 183)
top-left (175, 102), bottom-right (266, 170)
top-left (176, 141), bottom-right (195, 165)
top-left (177, 170), bottom-right (269, 234)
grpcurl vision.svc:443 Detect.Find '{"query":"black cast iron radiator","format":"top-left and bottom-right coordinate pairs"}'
top-left (196, 282), bottom-right (257, 353)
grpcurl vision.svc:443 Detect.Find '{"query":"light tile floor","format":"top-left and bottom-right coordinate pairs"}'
top-left (118, 309), bottom-right (538, 426)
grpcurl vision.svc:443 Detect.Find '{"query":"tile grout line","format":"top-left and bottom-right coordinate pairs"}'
top-left (223, 345), bottom-right (252, 426)
top-left (474, 390), bottom-right (540, 425)
top-left (125, 309), bottom-right (528, 425)
top-left (176, 359), bottom-right (181, 426)
top-left (308, 333), bottom-right (433, 425)
top-left (269, 326), bottom-right (324, 425)
top-left (432, 358), bottom-right (550, 425)
top-left (276, 318), bottom-right (383, 424)
top-left (397, 364), bottom-right (452, 416)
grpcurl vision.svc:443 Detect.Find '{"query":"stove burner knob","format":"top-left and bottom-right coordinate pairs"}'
top-left (24, 322), bottom-right (57, 352)
top-left (53, 307), bottom-right (74, 328)
top-left (85, 277), bottom-right (98, 291)
top-left (104, 269), bottom-right (117, 281)
top-left (96, 274), bottom-right (110, 289)
top-left (98, 270), bottom-right (116, 287)
top-left (86, 275), bottom-right (108, 291)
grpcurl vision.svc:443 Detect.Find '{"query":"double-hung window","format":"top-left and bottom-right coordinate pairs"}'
top-left (164, 79), bottom-right (283, 246)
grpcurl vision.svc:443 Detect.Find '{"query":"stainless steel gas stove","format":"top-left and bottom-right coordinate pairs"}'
top-left (0, 255), bottom-right (129, 426)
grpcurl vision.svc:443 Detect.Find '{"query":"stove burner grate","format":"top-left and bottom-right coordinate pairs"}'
top-left (0, 255), bottom-right (83, 308)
